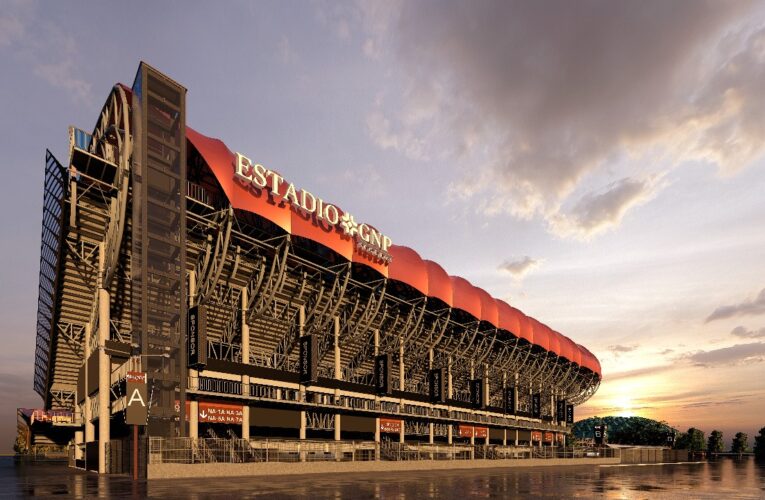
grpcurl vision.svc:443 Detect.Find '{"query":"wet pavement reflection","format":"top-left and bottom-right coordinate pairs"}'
top-left (3, 457), bottom-right (764, 498)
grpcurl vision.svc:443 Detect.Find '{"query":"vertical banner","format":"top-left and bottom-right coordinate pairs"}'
top-left (374, 354), bottom-right (392, 395)
top-left (429, 368), bottom-right (446, 403)
top-left (531, 393), bottom-right (541, 418)
top-left (187, 305), bottom-right (207, 369)
top-left (470, 378), bottom-right (484, 408)
top-left (566, 404), bottom-right (574, 424)
top-left (125, 372), bottom-right (148, 425)
top-left (594, 424), bottom-right (607, 445)
top-left (556, 399), bottom-right (566, 422)
top-left (504, 387), bottom-right (516, 414)
top-left (299, 334), bottom-right (318, 384)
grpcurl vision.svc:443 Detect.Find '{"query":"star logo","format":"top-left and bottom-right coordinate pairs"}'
top-left (339, 212), bottom-right (359, 237)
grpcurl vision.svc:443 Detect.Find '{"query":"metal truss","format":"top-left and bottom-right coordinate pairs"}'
top-left (305, 411), bottom-right (334, 431)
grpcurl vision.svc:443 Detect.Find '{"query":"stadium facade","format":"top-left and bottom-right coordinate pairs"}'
top-left (33, 63), bottom-right (601, 475)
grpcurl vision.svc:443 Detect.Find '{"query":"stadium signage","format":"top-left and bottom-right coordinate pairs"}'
top-left (379, 418), bottom-right (402, 433)
top-left (531, 393), bottom-right (541, 418)
top-left (374, 354), bottom-right (392, 395)
top-left (125, 371), bottom-right (148, 425)
top-left (187, 305), bottom-right (207, 369)
top-left (235, 153), bottom-right (392, 263)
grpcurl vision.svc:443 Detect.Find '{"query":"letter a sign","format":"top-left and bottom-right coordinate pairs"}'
top-left (125, 371), bottom-right (148, 425)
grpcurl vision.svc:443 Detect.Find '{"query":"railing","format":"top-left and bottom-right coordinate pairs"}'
top-left (147, 437), bottom-right (618, 465)
top-left (149, 438), bottom-right (377, 464)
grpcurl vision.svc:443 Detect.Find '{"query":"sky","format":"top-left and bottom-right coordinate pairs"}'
top-left (1, 0), bottom-right (765, 453)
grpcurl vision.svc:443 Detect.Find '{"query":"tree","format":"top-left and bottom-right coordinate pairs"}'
top-left (731, 432), bottom-right (749, 455)
top-left (675, 427), bottom-right (705, 451)
top-left (707, 430), bottom-right (724, 454)
top-left (572, 416), bottom-right (677, 446)
top-left (754, 427), bottom-right (765, 460)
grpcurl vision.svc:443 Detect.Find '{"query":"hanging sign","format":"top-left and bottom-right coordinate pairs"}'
top-left (125, 371), bottom-right (148, 425)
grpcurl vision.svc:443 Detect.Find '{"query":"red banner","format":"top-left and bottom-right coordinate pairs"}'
top-left (175, 400), bottom-right (244, 424)
top-left (531, 431), bottom-right (543, 442)
top-left (458, 425), bottom-right (474, 438)
top-left (126, 371), bottom-right (146, 383)
top-left (556, 433), bottom-right (565, 444)
top-left (380, 418), bottom-right (402, 433)
top-left (474, 427), bottom-right (488, 439)
top-left (544, 432), bottom-right (554, 443)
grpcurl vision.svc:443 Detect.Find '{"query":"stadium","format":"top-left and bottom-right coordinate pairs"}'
top-left (31, 62), bottom-right (601, 476)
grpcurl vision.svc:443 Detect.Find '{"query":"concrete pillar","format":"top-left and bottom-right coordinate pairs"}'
top-left (83, 323), bottom-right (94, 443)
top-left (97, 244), bottom-right (110, 474)
top-left (515, 429), bottom-right (519, 446)
top-left (448, 425), bottom-right (453, 444)
top-left (483, 363), bottom-right (489, 408)
top-left (334, 316), bottom-right (341, 380)
top-left (74, 431), bottom-right (83, 460)
top-left (399, 421), bottom-right (405, 444)
top-left (69, 174), bottom-right (77, 228)
top-left (428, 348), bottom-right (434, 444)
top-left (333, 317), bottom-right (341, 442)
top-left (514, 372), bottom-right (519, 414)
top-left (502, 429), bottom-right (507, 447)
top-left (298, 306), bottom-right (306, 443)
top-left (241, 287), bottom-right (250, 441)
top-left (373, 328), bottom-right (380, 456)
top-left (398, 340), bottom-right (404, 391)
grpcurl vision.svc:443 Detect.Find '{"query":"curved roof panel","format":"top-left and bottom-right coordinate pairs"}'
top-left (496, 300), bottom-right (522, 337)
top-left (475, 287), bottom-right (499, 327)
top-left (387, 245), bottom-right (428, 295)
top-left (424, 260), bottom-right (452, 307)
top-left (450, 276), bottom-right (482, 320)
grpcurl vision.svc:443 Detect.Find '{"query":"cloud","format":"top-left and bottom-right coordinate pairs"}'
top-left (0, 3), bottom-right (93, 104)
top-left (731, 326), bottom-right (765, 338)
top-left (683, 342), bottom-right (765, 367)
top-left (0, 10), bottom-right (24, 48)
top-left (603, 364), bottom-right (678, 382)
top-left (358, 0), bottom-right (765, 239)
top-left (547, 176), bottom-right (664, 239)
top-left (498, 256), bottom-right (542, 279)
top-left (706, 288), bottom-right (765, 322)
top-left (608, 344), bottom-right (638, 355)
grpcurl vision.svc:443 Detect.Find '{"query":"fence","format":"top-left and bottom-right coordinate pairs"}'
top-left (149, 438), bottom-right (377, 464)
top-left (147, 437), bottom-right (618, 465)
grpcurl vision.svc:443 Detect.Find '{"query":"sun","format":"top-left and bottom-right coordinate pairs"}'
top-left (614, 395), bottom-right (635, 417)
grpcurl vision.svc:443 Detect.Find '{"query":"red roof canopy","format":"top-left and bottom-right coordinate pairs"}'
top-left (186, 126), bottom-right (600, 375)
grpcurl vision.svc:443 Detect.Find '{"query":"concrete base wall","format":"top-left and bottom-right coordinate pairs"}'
top-left (619, 448), bottom-right (688, 464)
top-left (148, 457), bottom-right (620, 479)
